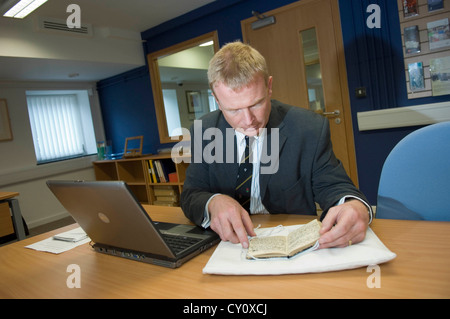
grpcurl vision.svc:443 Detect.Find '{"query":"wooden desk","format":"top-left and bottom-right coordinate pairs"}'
top-left (0, 191), bottom-right (26, 240)
top-left (0, 206), bottom-right (449, 299)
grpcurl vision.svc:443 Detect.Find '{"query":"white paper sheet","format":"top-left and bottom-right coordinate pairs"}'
top-left (25, 227), bottom-right (90, 254)
top-left (203, 226), bottom-right (396, 275)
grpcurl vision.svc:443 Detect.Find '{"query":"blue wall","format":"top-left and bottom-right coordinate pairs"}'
top-left (97, 0), bottom-right (449, 204)
top-left (97, 66), bottom-right (163, 156)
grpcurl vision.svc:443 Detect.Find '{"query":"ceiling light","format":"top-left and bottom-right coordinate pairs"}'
top-left (3, 0), bottom-right (48, 19)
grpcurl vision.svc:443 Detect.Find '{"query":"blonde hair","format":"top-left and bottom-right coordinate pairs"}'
top-left (208, 41), bottom-right (269, 90)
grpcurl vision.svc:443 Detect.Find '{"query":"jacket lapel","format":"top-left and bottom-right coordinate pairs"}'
top-left (214, 114), bottom-right (239, 195)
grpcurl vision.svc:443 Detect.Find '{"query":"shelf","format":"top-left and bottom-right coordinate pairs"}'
top-left (93, 154), bottom-right (189, 206)
top-left (127, 184), bottom-right (149, 204)
top-left (148, 182), bottom-right (180, 186)
top-left (93, 161), bottom-right (118, 180)
top-left (117, 160), bottom-right (146, 183)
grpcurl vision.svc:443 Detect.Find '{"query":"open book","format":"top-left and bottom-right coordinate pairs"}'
top-left (246, 219), bottom-right (321, 259)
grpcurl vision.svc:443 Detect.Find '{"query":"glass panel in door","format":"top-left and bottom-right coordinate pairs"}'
top-left (300, 28), bottom-right (325, 113)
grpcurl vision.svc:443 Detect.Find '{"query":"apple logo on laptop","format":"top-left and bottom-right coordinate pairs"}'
top-left (98, 212), bottom-right (110, 224)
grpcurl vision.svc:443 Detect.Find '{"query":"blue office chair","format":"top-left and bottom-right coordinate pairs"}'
top-left (376, 121), bottom-right (450, 221)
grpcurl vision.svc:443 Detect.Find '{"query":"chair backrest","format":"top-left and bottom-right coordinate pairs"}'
top-left (376, 121), bottom-right (450, 221)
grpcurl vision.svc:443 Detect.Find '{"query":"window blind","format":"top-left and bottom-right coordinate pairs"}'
top-left (27, 94), bottom-right (85, 163)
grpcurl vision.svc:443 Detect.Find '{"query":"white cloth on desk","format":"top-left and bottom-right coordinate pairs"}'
top-left (202, 226), bottom-right (396, 275)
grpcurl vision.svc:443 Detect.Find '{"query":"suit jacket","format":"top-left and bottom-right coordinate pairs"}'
top-left (180, 100), bottom-right (367, 226)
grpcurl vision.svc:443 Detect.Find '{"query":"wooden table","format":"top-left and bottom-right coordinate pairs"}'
top-left (0, 191), bottom-right (26, 240)
top-left (0, 206), bottom-right (449, 299)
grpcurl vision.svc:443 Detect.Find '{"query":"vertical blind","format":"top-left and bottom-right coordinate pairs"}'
top-left (27, 94), bottom-right (85, 163)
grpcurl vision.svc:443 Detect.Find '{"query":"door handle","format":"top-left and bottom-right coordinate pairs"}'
top-left (322, 110), bottom-right (340, 117)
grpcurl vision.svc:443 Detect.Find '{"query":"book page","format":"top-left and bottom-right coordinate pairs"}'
top-left (287, 220), bottom-right (321, 256)
top-left (247, 235), bottom-right (287, 258)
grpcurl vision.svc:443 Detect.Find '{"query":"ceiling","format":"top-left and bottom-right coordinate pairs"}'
top-left (0, 0), bottom-right (216, 82)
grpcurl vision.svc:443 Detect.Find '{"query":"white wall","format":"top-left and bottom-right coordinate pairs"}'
top-left (0, 80), bottom-right (104, 228)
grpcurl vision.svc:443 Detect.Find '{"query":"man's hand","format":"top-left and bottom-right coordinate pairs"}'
top-left (318, 199), bottom-right (370, 249)
top-left (208, 194), bottom-right (256, 248)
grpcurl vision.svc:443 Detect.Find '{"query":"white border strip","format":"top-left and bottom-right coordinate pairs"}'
top-left (357, 102), bottom-right (450, 131)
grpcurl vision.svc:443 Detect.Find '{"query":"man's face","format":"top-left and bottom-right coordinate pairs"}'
top-left (212, 75), bottom-right (273, 137)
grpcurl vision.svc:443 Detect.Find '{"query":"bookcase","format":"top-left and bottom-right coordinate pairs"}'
top-left (92, 154), bottom-right (189, 206)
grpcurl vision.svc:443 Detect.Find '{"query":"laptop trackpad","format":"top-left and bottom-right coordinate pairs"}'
top-left (160, 224), bottom-right (209, 239)
top-left (154, 221), bottom-right (177, 231)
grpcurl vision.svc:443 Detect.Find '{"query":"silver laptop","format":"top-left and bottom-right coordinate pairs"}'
top-left (46, 180), bottom-right (219, 268)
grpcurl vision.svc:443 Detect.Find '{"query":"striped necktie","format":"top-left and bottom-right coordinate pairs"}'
top-left (235, 136), bottom-right (253, 212)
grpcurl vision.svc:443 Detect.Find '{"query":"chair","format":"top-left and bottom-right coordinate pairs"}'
top-left (376, 121), bottom-right (450, 221)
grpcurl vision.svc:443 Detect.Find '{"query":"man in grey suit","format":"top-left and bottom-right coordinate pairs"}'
top-left (181, 41), bottom-right (371, 249)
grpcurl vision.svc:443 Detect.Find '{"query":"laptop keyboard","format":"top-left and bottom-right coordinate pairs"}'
top-left (162, 234), bottom-right (202, 254)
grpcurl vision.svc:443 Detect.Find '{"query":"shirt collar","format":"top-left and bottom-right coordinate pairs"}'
top-left (234, 130), bottom-right (265, 146)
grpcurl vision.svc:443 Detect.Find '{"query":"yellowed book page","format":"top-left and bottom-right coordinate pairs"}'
top-left (287, 219), bottom-right (321, 257)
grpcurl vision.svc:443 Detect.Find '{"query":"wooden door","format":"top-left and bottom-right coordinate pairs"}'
top-left (242, 0), bottom-right (359, 185)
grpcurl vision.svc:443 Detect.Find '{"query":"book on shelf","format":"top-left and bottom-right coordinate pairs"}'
top-left (152, 185), bottom-right (180, 206)
top-left (154, 160), bottom-right (165, 182)
top-left (408, 61), bottom-right (426, 92)
top-left (404, 25), bottom-right (421, 54)
top-left (246, 219), bottom-right (321, 259)
top-left (428, 18), bottom-right (450, 50)
top-left (403, 0), bottom-right (418, 18)
top-left (430, 56), bottom-right (450, 96)
top-left (147, 159), bottom-right (176, 183)
top-left (168, 172), bottom-right (178, 183)
top-left (147, 160), bottom-right (158, 183)
top-left (154, 186), bottom-right (177, 196)
top-left (428, 0), bottom-right (443, 12)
